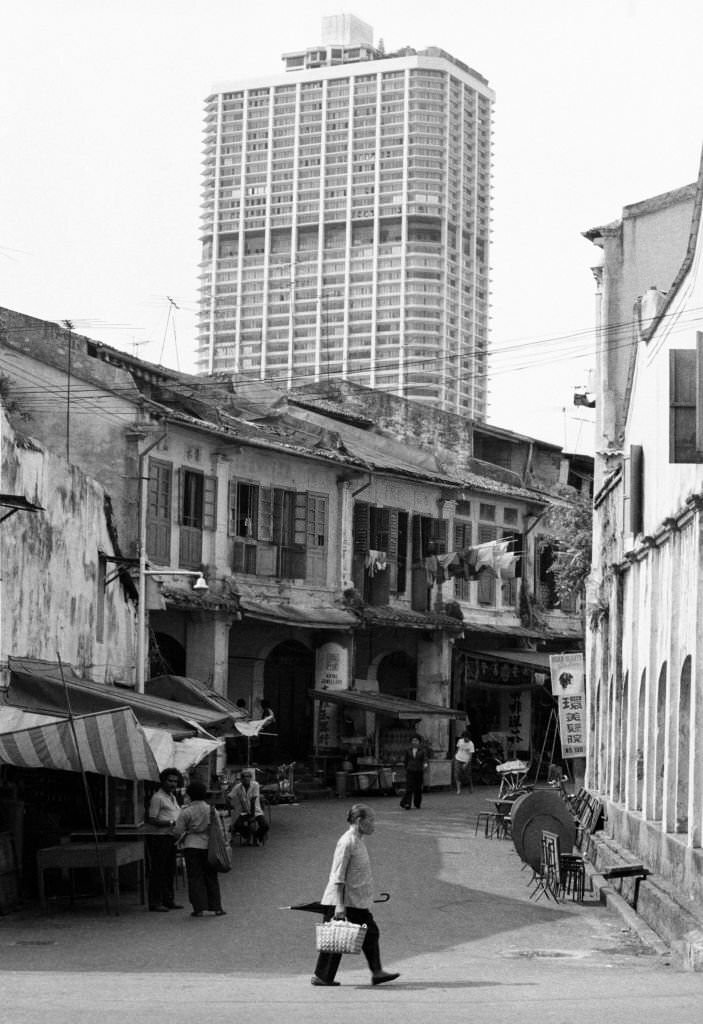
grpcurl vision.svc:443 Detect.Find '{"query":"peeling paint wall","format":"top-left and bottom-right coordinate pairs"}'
top-left (0, 405), bottom-right (136, 682)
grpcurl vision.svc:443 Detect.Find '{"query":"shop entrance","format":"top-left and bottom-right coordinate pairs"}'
top-left (263, 640), bottom-right (313, 762)
top-left (377, 651), bottom-right (417, 699)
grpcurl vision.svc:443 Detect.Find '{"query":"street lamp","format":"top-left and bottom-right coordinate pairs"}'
top-left (135, 567), bottom-right (208, 693)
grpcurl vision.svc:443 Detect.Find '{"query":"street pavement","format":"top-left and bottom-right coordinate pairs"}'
top-left (1, 787), bottom-right (701, 1024)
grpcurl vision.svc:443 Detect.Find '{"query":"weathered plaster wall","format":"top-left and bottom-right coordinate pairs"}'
top-left (0, 312), bottom-right (142, 553)
top-left (1, 406), bottom-right (136, 682)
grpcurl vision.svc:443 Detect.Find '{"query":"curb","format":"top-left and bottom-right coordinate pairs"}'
top-left (588, 867), bottom-right (671, 959)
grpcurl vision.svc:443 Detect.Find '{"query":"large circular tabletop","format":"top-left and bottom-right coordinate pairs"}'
top-left (510, 790), bottom-right (576, 871)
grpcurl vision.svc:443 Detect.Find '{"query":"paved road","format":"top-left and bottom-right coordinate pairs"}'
top-left (1, 789), bottom-right (701, 1023)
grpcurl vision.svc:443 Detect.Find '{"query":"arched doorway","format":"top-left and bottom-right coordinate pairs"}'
top-left (636, 670), bottom-right (646, 810)
top-left (263, 641), bottom-right (314, 762)
top-left (150, 632), bottom-right (186, 678)
top-left (676, 656), bottom-right (691, 833)
top-left (377, 651), bottom-right (417, 699)
top-left (654, 662), bottom-right (667, 821)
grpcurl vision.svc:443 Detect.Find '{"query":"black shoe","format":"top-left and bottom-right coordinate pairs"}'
top-left (165, 903), bottom-right (184, 910)
top-left (311, 976), bottom-right (340, 987)
top-left (149, 906), bottom-right (169, 912)
top-left (372, 972), bottom-right (400, 986)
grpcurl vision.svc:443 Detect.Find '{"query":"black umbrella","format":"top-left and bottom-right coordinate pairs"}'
top-left (281, 892), bottom-right (390, 913)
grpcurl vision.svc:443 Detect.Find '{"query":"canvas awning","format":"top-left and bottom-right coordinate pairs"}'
top-left (238, 598), bottom-right (357, 630)
top-left (0, 707), bottom-right (160, 781)
top-left (145, 674), bottom-right (246, 724)
top-left (141, 729), bottom-right (222, 773)
top-left (471, 649), bottom-right (554, 672)
top-left (7, 657), bottom-right (231, 737)
top-left (309, 688), bottom-right (465, 720)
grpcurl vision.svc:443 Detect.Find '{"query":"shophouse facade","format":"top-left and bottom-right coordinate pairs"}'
top-left (585, 155), bottom-right (703, 951)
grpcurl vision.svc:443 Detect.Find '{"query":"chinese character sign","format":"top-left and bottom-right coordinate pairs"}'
top-left (314, 643), bottom-right (349, 750)
top-left (557, 693), bottom-right (586, 759)
top-left (549, 654), bottom-right (586, 759)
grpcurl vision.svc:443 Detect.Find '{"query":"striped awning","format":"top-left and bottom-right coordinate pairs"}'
top-left (0, 707), bottom-right (160, 781)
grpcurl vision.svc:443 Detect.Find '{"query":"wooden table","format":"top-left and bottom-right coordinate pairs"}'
top-left (37, 840), bottom-right (145, 915)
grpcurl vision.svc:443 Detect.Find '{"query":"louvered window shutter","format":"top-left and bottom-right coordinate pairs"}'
top-left (258, 486), bottom-right (273, 542)
top-left (629, 445), bottom-right (644, 535)
top-left (294, 492), bottom-right (308, 546)
top-left (388, 510), bottom-right (399, 591)
top-left (228, 480), bottom-right (237, 537)
top-left (203, 475), bottom-right (217, 531)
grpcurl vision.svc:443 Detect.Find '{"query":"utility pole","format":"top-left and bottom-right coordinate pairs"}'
top-left (62, 320), bottom-right (74, 463)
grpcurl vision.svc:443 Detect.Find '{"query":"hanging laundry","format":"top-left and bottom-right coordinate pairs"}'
top-left (424, 554), bottom-right (439, 584)
top-left (364, 550), bottom-right (388, 577)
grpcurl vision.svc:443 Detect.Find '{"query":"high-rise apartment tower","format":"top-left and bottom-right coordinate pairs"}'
top-left (198, 15), bottom-right (493, 417)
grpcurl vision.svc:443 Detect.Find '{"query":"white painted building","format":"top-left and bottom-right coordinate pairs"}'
top-left (586, 154), bottom-right (703, 959)
top-left (197, 16), bottom-right (493, 418)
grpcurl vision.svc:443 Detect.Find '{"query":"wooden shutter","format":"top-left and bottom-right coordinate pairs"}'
top-left (411, 514), bottom-right (423, 562)
top-left (352, 502), bottom-right (370, 590)
top-left (258, 486), bottom-right (273, 541)
top-left (294, 492), bottom-right (308, 546)
top-left (146, 459), bottom-right (172, 564)
top-left (477, 523), bottom-right (497, 605)
top-left (227, 480), bottom-right (237, 536)
top-left (306, 494), bottom-right (327, 584)
top-left (670, 347), bottom-right (703, 462)
top-left (176, 468), bottom-right (185, 524)
top-left (629, 445), bottom-right (644, 535)
top-left (203, 475), bottom-right (217, 531)
top-left (387, 509), bottom-right (399, 591)
top-left (455, 520), bottom-right (472, 550)
top-left (353, 502), bottom-right (370, 552)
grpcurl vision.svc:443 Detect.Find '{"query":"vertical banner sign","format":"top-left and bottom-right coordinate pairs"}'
top-left (314, 642), bottom-right (349, 750)
top-left (549, 653), bottom-right (586, 759)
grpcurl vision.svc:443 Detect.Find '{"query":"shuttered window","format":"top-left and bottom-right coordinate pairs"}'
top-left (670, 338), bottom-right (703, 462)
top-left (628, 445), bottom-right (644, 535)
top-left (146, 458), bottom-right (172, 564)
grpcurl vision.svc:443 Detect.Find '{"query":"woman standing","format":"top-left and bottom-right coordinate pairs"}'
top-left (454, 729), bottom-right (475, 794)
top-left (173, 780), bottom-right (226, 918)
top-left (311, 804), bottom-right (399, 988)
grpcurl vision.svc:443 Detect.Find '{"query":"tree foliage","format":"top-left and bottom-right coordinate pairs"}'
top-left (541, 488), bottom-right (593, 604)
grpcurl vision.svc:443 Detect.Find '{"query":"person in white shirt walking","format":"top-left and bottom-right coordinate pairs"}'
top-left (311, 804), bottom-right (399, 988)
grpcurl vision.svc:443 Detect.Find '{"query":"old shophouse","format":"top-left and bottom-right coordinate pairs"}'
top-left (585, 155), bottom-right (703, 959)
top-left (0, 308), bottom-right (587, 782)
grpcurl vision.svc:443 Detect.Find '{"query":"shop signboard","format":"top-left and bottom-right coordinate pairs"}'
top-left (549, 653), bottom-right (586, 759)
top-left (314, 642), bottom-right (348, 750)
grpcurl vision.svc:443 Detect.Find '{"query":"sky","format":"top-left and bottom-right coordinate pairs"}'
top-left (3, 1), bottom-right (703, 454)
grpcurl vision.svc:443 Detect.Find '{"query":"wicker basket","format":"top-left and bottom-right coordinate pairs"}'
top-left (315, 920), bottom-right (367, 954)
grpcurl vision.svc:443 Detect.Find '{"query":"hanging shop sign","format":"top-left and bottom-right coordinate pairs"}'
top-left (549, 653), bottom-right (586, 759)
top-left (314, 642), bottom-right (349, 750)
top-left (548, 653), bottom-right (585, 697)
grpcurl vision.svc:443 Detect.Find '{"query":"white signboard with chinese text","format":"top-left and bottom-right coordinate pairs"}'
top-left (314, 642), bottom-right (349, 750)
top-left (557, 692), bottom-right (586, 759)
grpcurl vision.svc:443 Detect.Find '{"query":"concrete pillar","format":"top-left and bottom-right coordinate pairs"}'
top-left (185, 613), bottom-right (236, 694)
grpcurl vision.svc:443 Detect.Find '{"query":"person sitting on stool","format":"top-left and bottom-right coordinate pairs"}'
top-left (227, 769), bottom-right (269, 845)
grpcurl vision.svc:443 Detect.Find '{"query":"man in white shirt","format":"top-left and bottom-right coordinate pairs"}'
top-left (146, 768), bottom-right (184, 912)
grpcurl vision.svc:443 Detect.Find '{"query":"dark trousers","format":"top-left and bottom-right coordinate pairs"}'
top-left (314, 906), bottom-right (382, 982)
top-left (146, 834), bottom-right (177, 909)
top-left (183, 848), bottom-right (223, 913)
top-left (232, 813), bottom-right (270, 845)
top-left (400, 771), bottom-right (424, 808)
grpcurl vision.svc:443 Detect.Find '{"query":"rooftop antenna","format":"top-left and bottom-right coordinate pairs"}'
top-left (159, 296), bottom-right (181, 370)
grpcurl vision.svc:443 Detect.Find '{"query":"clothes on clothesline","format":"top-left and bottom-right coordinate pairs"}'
top-left (364, 550), bottom-right (388, 577)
